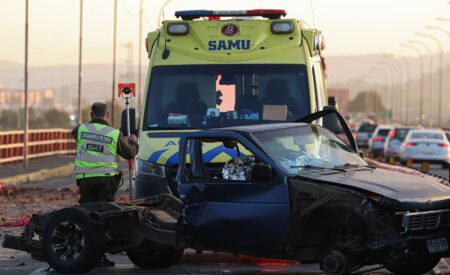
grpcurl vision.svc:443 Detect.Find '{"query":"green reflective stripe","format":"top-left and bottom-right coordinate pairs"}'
top-left (75, 172), bottom-right (117, 179)
top-left (74, 167), bottom-right (117, 174)
top-left (77, 154), bottom-right (116, 163)
top-left (74, 159), bottom-right (118, 173)
top-left (86, 123), bottom-right (116, 136)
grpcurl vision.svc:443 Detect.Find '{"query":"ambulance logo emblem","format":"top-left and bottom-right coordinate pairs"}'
top-left (221, 24), bottom-right (239, 36)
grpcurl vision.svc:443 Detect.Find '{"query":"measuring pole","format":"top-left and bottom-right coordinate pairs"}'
top-left (125, 97), bottom-right (133, 198)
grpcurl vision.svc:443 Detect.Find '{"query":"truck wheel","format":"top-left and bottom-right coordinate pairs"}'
top-left (42, 207), bottom-right (105, 274)
top-left (127, 245), bottom-right (184, 269)
top-left (385, 257), bottom-right (440, 275)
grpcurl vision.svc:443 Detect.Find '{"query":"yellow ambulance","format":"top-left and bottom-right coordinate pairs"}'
top-left (134, 9), bottom-right (328, 198)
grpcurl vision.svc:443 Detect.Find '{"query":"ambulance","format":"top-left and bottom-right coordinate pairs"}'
top-left (133, 9), bottom-right (329, 198)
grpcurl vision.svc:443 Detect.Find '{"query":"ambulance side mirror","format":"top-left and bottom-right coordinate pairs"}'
top-left (322, 106), bottom-right (342, 134)
top-left (120, 108), bottom-right (137, 136)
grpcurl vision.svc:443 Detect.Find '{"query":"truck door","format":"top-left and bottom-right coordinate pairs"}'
top-left (177, 133), bottom-right (290, 253)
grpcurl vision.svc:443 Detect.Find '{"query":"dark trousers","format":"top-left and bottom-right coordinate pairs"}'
top-left (77, 176), bottom-right (119, 204)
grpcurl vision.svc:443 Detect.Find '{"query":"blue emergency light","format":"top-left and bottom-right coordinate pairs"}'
top-left (175, 9), bottom-right (287, 20)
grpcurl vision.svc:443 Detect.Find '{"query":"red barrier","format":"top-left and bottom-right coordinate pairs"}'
top-left (0, 129), bottom-right (76, 165)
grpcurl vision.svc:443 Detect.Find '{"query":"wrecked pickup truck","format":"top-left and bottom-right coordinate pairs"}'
top-left (3, 110), bottom-right (450, 275)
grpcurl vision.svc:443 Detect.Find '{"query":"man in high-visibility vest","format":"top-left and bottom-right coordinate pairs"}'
top-left (72, 102), bottom-right (138, 267)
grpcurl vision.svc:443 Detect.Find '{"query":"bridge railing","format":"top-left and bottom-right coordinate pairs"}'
top-left (0, 129), bottom-right (76, 164)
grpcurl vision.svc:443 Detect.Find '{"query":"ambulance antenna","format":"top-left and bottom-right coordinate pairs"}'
top-left (162, 35), bottom-right (170, 59)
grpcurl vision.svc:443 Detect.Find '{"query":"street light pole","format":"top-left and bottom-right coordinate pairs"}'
top-left (378, 61), bottom-right (398, 122)
top-left (398, 57), bottom-right (410, 125)
top-left (382, 56), bottom-right (404, 123)
top-left (158, 0), bottom-right (174, 26)
top-left (372, 67), bottom-right (391, 123)
top-left (77, 0), bottom-right (83, 124)
top-left (112, 0), bottom-right (117, 127)
top-left (401, 43), bottom-right (424, 126)
top-left (415, 32), bottom-right (444, 127)
top-left (24, 0), bottom-right (29, 168)
top-left (408, 40), bottom-right (433, 127)
top-left (138, 0), bottom-right (143, 114)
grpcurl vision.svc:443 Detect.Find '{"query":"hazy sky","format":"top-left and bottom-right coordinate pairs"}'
top-left (1, 0), bottom-right (449, 67)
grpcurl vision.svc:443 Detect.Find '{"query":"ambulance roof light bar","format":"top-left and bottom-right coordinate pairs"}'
top-left (175, 9), bottom-right (287, 20)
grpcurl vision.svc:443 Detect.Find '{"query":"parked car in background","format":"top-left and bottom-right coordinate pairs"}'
top-left (383, 126), bottom-right (415, 161)
top-left (368, 125), bottom-right (393, 157)
top-left (399, 129), bottom-right (450, 168)
top-left (355, 123), bottom-right (378, 148)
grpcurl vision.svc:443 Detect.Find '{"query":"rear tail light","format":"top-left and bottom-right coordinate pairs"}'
top-left (406, 142), bottom-right (415, 147)
top-left (389, 129), bottom-right (396, 140)
top-left (271, 21), bottom-right (293, 34)
top-left (167, 23), bottom-right (189, 35)
top-left (354, 133), bottom-right (359, 140)
top-left (439, 143), bottom-right (449, 148)
top-left (373, 136), bottom-right (383, 142)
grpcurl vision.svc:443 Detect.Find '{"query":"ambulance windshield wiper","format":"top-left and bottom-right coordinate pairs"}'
top-left (290, 165), bottom-right (346, 173)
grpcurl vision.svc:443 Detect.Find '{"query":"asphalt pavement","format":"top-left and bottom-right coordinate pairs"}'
top-left (1, 158), bottom-right (450, 274)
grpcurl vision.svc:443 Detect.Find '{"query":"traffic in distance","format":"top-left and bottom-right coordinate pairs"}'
top-left (355, 119), bottom-right (450, 169)
top-left (2, 8), bottom-right (450, 275)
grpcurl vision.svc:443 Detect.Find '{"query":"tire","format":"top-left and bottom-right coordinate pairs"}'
top-left (127, 245), bottom-right (184, 269)
top-left (385, 257), bottom-right (441, 275)
top-left (42, 207), bottom-right (105, 274)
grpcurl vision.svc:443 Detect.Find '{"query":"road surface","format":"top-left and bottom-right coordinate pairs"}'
top-left (1, 161), bottom-right (449, 274)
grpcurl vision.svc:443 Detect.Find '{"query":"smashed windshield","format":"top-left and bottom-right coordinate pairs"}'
top-left (255, 125), bottom-right (367, 174)
top-left (143, 64), bottom-right (310, 130)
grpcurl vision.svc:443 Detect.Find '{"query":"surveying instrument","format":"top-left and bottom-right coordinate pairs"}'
top-left (118, 83), bottom-right (136, 198)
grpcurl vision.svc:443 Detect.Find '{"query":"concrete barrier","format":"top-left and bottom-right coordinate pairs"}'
top-left (0, 163), bottom-right (74, 186)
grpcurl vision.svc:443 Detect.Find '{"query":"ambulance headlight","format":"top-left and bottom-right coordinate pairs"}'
top-left (167, 23), bottom-right (189, 35)
top-left (137, 159), bottom-right (165, 178)
top-left (271, 22), bottom-right (293, 34)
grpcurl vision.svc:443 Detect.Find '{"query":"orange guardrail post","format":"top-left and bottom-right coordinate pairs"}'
top-left (406, 160), bottom-right (413, 168)
top-left (388, 156), bottom-right (395, 165)
top-left (420, 162), bottom-right (429, 174)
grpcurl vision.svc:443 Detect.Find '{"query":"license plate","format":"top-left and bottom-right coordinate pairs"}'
top-left (427, 238), bottom-right (448, 253)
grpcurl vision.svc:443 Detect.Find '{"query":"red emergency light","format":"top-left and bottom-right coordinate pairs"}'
top-left (175, 9), bottom-right (287, 20)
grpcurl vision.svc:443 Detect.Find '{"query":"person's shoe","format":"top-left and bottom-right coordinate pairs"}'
top-left (98, 255), bottom-right (115, 267)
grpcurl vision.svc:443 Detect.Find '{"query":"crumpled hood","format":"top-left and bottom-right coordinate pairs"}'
top-left (300, 168), bottom-right (450, 210)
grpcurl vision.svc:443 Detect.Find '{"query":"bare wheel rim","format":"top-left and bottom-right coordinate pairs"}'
top-left (50, 221), bottom-right (85, 261)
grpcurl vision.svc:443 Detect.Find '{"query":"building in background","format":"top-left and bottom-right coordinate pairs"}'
top-left (0, 89), bottom-right (55, 110)
top-left (327, 88), bottom-right (349, 115)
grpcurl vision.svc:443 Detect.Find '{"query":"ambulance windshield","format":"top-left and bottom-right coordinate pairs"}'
top-left (144, 64), bottom-right (310, 130)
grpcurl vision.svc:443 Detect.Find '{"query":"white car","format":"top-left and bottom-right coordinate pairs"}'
top-left (355, 123), bottom-right (377, 148)
top-left (368, 125), bottom-right (393, 157)
top-left (399, 129), bottom-right (450, 168)
top-left (383, 126), bottom-right (415, 161)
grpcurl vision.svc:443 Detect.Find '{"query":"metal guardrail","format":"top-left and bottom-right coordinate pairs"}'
top-left (0, 129), bottom-right (76, 164)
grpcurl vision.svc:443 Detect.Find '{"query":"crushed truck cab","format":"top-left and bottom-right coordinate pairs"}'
top-left (4, 110), bottom-right (450, 275)
top-left (135, 9), bottom-right (328, 199)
